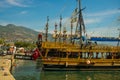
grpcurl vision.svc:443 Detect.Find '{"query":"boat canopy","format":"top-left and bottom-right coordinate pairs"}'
top-left (73, 36), bottom-right (120, 42)
top-left (89, 37), bottom-right (120, 42)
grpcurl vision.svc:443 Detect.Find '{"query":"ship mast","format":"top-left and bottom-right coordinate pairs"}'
top-left (54, 23), bottom-right (58, 42)
top-left (59, 15), bottom-right (62, 42)
top-left (45, 16), bottom-right (49, 42)
top-left (63, 27), bottom-right (67, 43)
top-left (117, 28), bottom-right (120, 46)
top-left (77, 0), bottom-right (86, 46)
top-left (70, 17), bottom-right (73, 43)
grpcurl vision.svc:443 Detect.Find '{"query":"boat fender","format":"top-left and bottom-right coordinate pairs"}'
top-left (86, 59), bottom-right (90, 64)
top-left (47, 58), bottom-right (51, 61)
top-left (66, 62), bottom-right (68, 67)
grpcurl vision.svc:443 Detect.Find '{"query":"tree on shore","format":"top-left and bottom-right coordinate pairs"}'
top-left (0, 38), bottom-right (5, 45)
top-left (14, 41), bottom-right (36, 50)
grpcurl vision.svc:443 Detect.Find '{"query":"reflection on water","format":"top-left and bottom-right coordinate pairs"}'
top-left (40, 71), bottom-right (120, 80)
top-left (12, 60), bottom-right (40, 80)
top-left (12, 60), bottom-right (120, 80)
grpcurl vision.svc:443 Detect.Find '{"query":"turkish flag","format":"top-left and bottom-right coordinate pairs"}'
top-left (32, 48), bottom-right (40, 60)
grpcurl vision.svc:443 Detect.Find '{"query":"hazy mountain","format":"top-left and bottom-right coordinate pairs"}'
top-left (0, 24), bottom-right (39, 42)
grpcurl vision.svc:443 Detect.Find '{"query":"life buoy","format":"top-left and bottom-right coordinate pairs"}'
top-left (86, 59), bottom-right (90, 64)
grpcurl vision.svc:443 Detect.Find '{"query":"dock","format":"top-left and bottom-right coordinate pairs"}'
top-left (0, 56), bottom-right (15, 80)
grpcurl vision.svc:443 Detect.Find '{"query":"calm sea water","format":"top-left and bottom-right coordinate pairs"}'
top-left (12, 60), bottom-right (120, 80)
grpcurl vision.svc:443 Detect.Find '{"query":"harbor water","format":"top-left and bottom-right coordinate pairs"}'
top-left (12, 60), bottom-right (120, 80)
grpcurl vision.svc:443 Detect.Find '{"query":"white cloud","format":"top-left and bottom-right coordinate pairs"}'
top-left (84, 18), bottom-right (102, 24)
top-left (84, 9), bottom-right (120, 37)
top-left (0, 22), bottom-right (8, 26)
top-left (0, 20), bottom-right (12, 26)
top-left (0, 0), bottom-right (30, 8)
top-left (86, 9), bottom-right (120, 17)
top-left (87, 26), bottom-right (119, 37)
top-left (6, 0), bottom-right (28, 7)
top-left (20, 11), bottom-right (27, 14)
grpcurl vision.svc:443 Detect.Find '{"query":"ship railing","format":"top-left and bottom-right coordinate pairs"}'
top-left (42, 57), bottom-right (120, 65)
top-left (66, 45), bottom-right (120, 53)
top-left (42, 42), bottom-right (120, 53)
top-left (42, 42), bottom-right (78, 49)
top-left (90, 59), bottom-right (120, 65)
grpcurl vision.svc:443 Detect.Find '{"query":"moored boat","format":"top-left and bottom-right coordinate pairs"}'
top-left (35, 0), bottom-right (120, 71)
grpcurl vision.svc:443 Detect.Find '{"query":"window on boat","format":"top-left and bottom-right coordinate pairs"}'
top-left (68, 52), bottom-right (78, 58)
top-left (47, 49), bottom-right (66, 58)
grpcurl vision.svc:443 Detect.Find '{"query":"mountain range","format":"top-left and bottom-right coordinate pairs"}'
top-left (0, 24), bottom-right (39, 42)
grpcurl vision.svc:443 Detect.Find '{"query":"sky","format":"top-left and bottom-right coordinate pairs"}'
top-left (0, 0), bottom-right (120, 37)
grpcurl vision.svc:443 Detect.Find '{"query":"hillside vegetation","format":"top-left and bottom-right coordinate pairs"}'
top-left (0, 24), bottom-right (39, 42)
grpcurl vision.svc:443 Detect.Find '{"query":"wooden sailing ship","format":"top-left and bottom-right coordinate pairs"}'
top-left (36, 0), bottom-right (120, 70)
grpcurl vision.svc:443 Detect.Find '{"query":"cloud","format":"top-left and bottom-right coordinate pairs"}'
top-left (86, 9), bottom-right (120, 17)
top-left (82, 9), bottom-right (120, 25)
top-left (6, 0), bottom-right (28, 7)
top-left (0, 20), bottom-right (13, 26)
top-left (87, 25), bottom-right (119, 37)
top-left (84, 9), bottom-right (120, 37)
top-left (19, 11), bottom-right (27, 14)
top-left (0, 22), bottom-right (8, 26)
top-left (84, 18), bottom-right (102, 24)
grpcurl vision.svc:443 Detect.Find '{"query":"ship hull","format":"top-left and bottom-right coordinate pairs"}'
top-left (39, 58), bottom-right (120, 71)
top-left (42, 64), bottom-right (120, 71)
